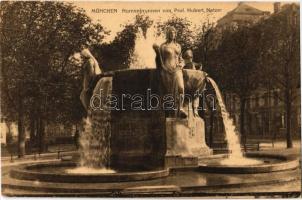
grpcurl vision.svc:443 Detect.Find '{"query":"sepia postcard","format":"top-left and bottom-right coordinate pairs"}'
top-left (0, 1), bottom-right (301, 198)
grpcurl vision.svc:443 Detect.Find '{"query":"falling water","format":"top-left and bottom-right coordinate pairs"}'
top-left (68, 27), bottom-right (164, 173)
top-left (67, 77), bottom-right (116, 174)
top-left (207, 77), bottom-right (262, 165)
top-left (130, 27), bottom-right (165, 69)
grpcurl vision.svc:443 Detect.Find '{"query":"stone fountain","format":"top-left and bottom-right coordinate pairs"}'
top-left (3, 68), bottom-right (300, 197)
top-left (89, 69), bottom-right (212, 171)
top-left (2, 29), bottom-right (300, 197)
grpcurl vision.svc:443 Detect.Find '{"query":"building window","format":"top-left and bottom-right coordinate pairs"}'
top-left (247, 98), bottom-right (251, 110)
top-left (281, 113), bottom-right (285, 128)
top-left (264, 94), bottom-right (269, 106)
top-left (274, 92), bottom-right (279, 106)
top-left (250, 98), bottom-right (254, 109)
top-left (292, 10), bottom-right (298, 26)
top-left (259, 95), bottom-right (265, 107)
top-left (255, 96), bottom-right (259, 108)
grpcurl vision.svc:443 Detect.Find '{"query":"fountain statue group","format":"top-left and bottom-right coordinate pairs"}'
top-left (81, 26), bottom-right (208, 119)
top-left (79, 26), bottom-right (212, 169)
top-left (3, 26), bottom-right (299, 199)
top-left (153, 26), bottom-right (207, 119)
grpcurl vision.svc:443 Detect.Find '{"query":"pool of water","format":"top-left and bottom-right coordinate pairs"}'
top-left (66, 167), bottom-right (116, 174)
top-left (21, 167), bottom-right (300, 188)
top-left (29, 164), bottom-right (162, 174)
top-left (200, 156), bottom-right (280, 166)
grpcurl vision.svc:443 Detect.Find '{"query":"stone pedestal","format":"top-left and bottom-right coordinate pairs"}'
top-left (91, 69), bottom-right (212, 170)
top-left (165, 117), bottom-right (212, 167)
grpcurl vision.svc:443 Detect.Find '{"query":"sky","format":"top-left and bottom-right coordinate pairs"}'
top-left (73, 1), bottom-right (277, 42)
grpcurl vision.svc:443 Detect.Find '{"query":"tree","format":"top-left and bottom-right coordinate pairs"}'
top-left (157, 16), bottom-right (194, 51)
top-left (193, 20), bottom-right (219, 144)
top-left (258, 4), bottom-right (300, 148)
top-left (213, 24), bottom-right (261, 146)
top-left (194, 20), bottom-right (217, 71)
top-left (1, 1), bottom-right (106, 156)
top-left (94, 15), bottom-right (153, 71)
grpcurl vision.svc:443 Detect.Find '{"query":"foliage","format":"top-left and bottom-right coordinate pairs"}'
top-left (208, 23), bottom-right (262, 143)
top-left (208, 4), bottom-right (300, 148)
top-left (157, 16), bottom-right (194, 51)
top-left (93, 15), bottom-right (153, 70)
top-left (258, 4), bottom-right (300, 97)
top-left (213, 24), bottom-right (261, 96)
top-left (257, 4), bottom-right (300, 148)
top-left (194, 20), bottom-right (217, 74)
top-left (0, 1), bottom-right (106, 155)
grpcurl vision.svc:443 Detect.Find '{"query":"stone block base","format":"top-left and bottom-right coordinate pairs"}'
top-left (165, 117), bottom-right (212, 168)
top-left (165, 156), bottom-right (198, 168)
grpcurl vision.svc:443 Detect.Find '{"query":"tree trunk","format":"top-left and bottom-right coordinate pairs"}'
top-left (29, 115), bottom-right (37, 148)
top-left (267, 80), bottom-right (272, 140)
top-left (285, 90), bottom-right (293, 148)
top-left (36, 116), bottom-right (40, 152)
top-left (38, 118), bottom-right (47, 153)
top-left (18, 110), bottom-right (25, 158)
top-left (240, 98), bottom-right (246, 150)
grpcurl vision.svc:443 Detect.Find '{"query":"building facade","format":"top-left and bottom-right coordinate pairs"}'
top-left (225, 88), bottom-right (301, 139)
top-left (206, 2), bottom-right (300, 147)
top-left (217, 2), bottom-right (270, 30)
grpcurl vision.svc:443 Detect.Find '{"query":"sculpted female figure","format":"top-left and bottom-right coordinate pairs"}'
top-left (80, 49), bottom-right (102, 111)
top-left (153, 27), bottom-right (187, 118)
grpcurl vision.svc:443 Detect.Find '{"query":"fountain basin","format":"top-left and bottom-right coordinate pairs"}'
top-left (9, 153), bottom-right (299, 185)
top-left (3, 152), bottom-right (300, 197)
top-left (10, 162), bottom-right (169, 183)
top-left (198, 152), bottom-right (299, 174)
